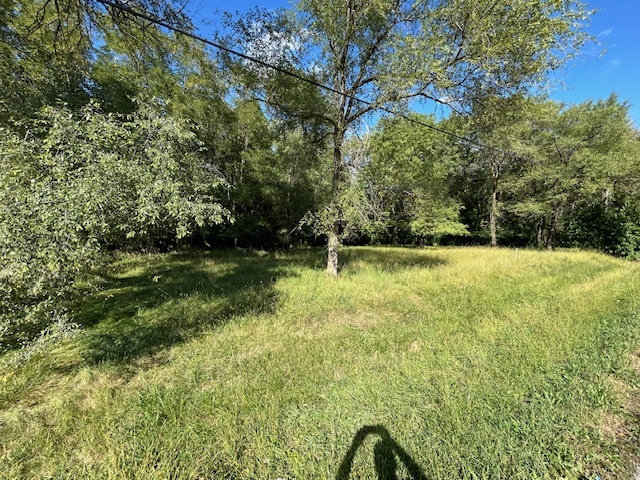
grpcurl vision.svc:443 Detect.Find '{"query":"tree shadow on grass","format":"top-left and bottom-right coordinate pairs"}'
top-left (340, 247), bottom-right (447, 273)
top-left (74, 247), bottom-right (445, 365)
top-left (76, 250), bottom-right (319, 365)
top-left (336, 425), bottom-right (428, 480)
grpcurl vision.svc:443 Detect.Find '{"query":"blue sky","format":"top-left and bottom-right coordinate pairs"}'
top-left (549, 0), bottom-right (640, 127)
top-left (187, 0), bottom-right (640, 127)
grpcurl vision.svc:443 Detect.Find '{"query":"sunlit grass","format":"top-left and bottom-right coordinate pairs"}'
top-left (1, 247), bottom-right (640, 479)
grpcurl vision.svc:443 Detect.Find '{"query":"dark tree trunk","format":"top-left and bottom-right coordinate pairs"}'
top-left (536, 218), bottom-right (545, 249)
top-left (545, 213), bottom-right (557, 251)
top-left (490, 188), bottom-right (498, 247)
top-left (489, 164), bottom-right (500, 247)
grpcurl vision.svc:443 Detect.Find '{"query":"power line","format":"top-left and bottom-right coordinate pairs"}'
top-left (97, 0), bottom-right (526, 159)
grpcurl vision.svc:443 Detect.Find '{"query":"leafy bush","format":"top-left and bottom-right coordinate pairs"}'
top-left (0, 101), bottom-right (229, 350)
top-left (565, 200), bottom-right (640, 259)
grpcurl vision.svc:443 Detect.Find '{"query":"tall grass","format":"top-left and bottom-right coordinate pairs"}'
top-left (1, 247), bottom-right (640, 479)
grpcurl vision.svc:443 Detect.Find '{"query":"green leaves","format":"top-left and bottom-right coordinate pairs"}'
top-left (366, 114), bottom-right (467, 242)
top-left (0, 101), bottom-right (229, 350)
top-left (461, 95), bottom-right (640, 250)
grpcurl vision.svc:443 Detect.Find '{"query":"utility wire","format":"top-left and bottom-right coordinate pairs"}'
top-left (97, 0), bottom-right (525, 159)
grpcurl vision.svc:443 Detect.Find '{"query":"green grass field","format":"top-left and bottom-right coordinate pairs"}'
top-left (2, 247), bottom-right (640, 479)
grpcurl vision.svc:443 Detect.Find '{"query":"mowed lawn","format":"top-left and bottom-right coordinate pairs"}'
top-left (2, 247), bottom-right (640, 479)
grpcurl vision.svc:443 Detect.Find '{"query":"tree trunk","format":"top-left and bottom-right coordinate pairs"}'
top-left (488, 166), bottom-right (500, 247)
top-left (545, 228), bottom-right (555, 250)
top-left (326, 225), bottom-right (340, 276)
top-left (489, 188), bottom-right (498, 247)
top-left (545, 215), bottom-right (556, 251)
top-left (326, 128), bottom-right (345, 276)
top-left (536, 218), bottom-right (545, 249)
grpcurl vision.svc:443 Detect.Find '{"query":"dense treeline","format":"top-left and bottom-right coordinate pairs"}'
top-left (453, 95), bottom-right (640, 255)
top-left (1, 0), bottom-right (639, 349)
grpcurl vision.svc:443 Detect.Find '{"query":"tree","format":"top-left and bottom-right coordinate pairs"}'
top-left (0, 0), bottom-right (195, 125)
top-left (0, 101), bottom-right (228, 351)
top-left (457, 95), bottom-right (544, 246)
top-left (365, 114), bottom-right (467, 244)
top-left (228, 0), bottom-right (590, 275)
top-left (0, 0), bottom-right (249, 351)
top-left (0, 0), bottom-right (92, 124)
top-left (506, 95), bottom-right (638, 250)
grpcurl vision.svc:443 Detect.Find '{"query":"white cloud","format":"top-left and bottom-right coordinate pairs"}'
top-left (598, 28), bottom-right (613, 38)
top-left (606, 58), bottom-right (622, 73)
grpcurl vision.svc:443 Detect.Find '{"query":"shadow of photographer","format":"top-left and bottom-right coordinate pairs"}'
top-left (336, 425), bottom-right (427, 480)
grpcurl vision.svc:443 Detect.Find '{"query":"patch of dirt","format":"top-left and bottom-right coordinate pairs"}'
top-left (601, 410), bottom-right (629, 441)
